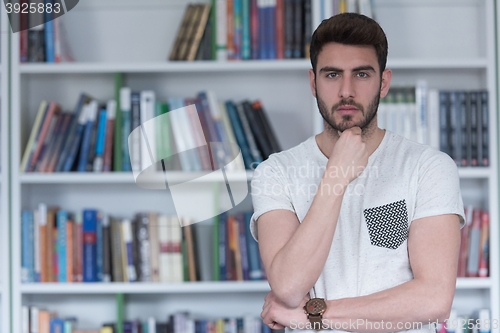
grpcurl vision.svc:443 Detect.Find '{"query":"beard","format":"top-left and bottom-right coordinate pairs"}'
top-left (316, 85), bottom-right (380, 133)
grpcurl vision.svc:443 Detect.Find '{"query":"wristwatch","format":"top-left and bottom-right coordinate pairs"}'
top-left (303, 298), bottom-right (327, 330)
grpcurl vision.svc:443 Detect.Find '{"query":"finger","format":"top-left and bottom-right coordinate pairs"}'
top-left (273, 322), bottom-right (286, 330)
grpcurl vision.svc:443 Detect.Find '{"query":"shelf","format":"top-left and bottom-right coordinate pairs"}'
top-left (19, 281), bottom-right (270, 294)
top-left (19, 171), bottom-right (253, 184)
top-left (18, 168), bottom-right (488, 184)
top-left (17, 58), bottom-right (488, 74)
top-left (457, 167), bottom-right (491, 179)
top-left (455, 278), bottom-right (491, 289)
top-left (18, 278), bottom-right (489, 294)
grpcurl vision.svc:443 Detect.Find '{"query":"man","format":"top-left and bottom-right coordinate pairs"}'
top-left (250, 13), bottom-right (465, 333)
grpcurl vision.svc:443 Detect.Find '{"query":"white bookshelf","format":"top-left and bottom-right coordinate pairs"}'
top-left (0, 4), bottom-right (10, 333)
top-left (8, 0), bottom-right (499, 332)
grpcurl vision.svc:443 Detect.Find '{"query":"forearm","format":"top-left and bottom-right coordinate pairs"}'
top-left (323, 279), bottom-right (454, 332)
top-left (266, 175), bottom-right (347, 307)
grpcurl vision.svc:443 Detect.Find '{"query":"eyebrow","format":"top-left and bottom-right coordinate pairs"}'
top-left (319, 65), bottom-right (376, 73)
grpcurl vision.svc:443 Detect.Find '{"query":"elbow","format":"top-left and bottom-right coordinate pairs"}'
top-left (427, 295), bottom-right (453, 323)
top-left (271, 284), bottom-right (306, 309)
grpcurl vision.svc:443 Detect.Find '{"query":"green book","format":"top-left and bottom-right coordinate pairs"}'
top-left (182, 230), bottom-right (189, 281)
top-left (210, 0), bottom-right (216, 60)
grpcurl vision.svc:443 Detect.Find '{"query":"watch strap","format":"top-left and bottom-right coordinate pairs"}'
top-left (307, 314), bottom-right (323, 331)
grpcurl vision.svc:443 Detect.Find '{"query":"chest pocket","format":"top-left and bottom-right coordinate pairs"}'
top-left (363, 199), bottom-right (409, 250)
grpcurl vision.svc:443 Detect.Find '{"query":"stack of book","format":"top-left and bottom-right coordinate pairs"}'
top-left (169, 0), bottom-right (314, 61)
top-left (457, 206), bottom-right (489, 278)
top-left (20, 90), bottom-right (281, 173)
top-left (378, 85), bottom-right (489, 167)
top-left (21, 205), bottom-right (267, 283)
top-left (21, 309), bottom-right (284, 333)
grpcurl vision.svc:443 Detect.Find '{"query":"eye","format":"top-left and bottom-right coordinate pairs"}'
top-left (357, 72), bottom-right (369, 78)
top-left (327, 73), bottom-right (338, 78)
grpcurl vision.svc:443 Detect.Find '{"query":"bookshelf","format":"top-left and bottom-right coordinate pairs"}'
top-left (7, 1), bottom-right (500, 333)
top-left (0, 4), bottom-right (10, 333)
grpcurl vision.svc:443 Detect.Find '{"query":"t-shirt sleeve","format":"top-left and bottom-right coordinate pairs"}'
top-left (412, 149), bottom-right (466, 228)
top-left (249, 157), bottom-right (295, 241)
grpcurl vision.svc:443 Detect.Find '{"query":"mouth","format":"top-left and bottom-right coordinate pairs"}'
top-left (336, 106), bottom-right (359, 115)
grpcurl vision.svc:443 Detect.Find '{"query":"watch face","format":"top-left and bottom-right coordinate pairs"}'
top-left (307, 299), bottom-right (326, 315)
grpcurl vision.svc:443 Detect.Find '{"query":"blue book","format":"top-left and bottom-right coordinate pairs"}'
top-left (268, 0), bottom-right (276, 59)
top-left (95, 109), bottom-right (108, 157)
top-left (244, 212), bottom-right (262, 280)
top-left (58, 94), bottom-right (89, 171)
top-left (96, 212), bottom-right (103, 282)
top-left (233, 0), bottom-right (242, 59)
top-left (218, 212), bottom-right (227, 281)
top-left (225, 101), bottom-right (253, 169)
top-left (22, 210), bottom-right (34, 283)
top-left (121, 88), bottom-right (132, 171)
top-left (77, 101), bottom-right (97, 172)
top-left (57, 210), bottom-right (68, 282)
top-left (44, 0), bottom-right (55, 63)
top-left (83, 209), bottom-right (97, 282)
top-left (50, 318), bottom-right (64, 333)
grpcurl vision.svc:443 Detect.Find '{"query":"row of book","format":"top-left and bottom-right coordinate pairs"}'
top-left (21, 206), bottom-right (267, 283)
top-left (170, 0), bottom-right (314, 61)
top-left (22, 308), bottom-right (283, 333)
top-left (377, 84), bottom-right (489, 167)
top-left (20, 90), bottom-right (281, 173)
top-left (458, 207), bottom-right (489, 278)
top-left (19, 5), bottom-right (74, 63)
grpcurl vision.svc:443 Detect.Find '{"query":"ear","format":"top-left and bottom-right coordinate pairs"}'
top-left (380, 69), bottom-right (392, 98)
top-left (309, 68), bottom-right (317, 98)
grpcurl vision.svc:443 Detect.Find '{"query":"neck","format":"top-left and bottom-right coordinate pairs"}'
top-left (315, 120), bottom-right (385, 160)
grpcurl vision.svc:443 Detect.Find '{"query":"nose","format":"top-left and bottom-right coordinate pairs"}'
top-left (339, 75), bottom-right (355, 99)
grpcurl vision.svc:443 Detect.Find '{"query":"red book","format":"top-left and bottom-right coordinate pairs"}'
top-left (250, 0), bottom-right (259, 59)
top-left (478, 211), bottom-right (489, 278)
top-left (103, 108), bottom-right (115, 172)
top-left (53, 228), bottom-right (58, 282)
top-left (74, 215), bottom-right (84, 282)
top-left (67, 219), bottom-right (73, 282)
top-left (276, 0), bottom-right (284, 59)
top-left (227, 0), bottom-right (235, 60)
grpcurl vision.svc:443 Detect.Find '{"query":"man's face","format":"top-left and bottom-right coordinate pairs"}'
top-left (309, 42), bottom-right (391, 132)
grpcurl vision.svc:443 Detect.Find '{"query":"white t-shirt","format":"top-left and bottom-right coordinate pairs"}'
top-left (250, 130), bottom-right (465, 333)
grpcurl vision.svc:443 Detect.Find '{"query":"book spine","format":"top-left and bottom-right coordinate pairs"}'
top-left (284, 0), bottom-right (293, 58)
top-left (120, 88), bottom-right (132, 171)
top-left (74, 212), bottom-right (83, 282)
top-left (130, 92), bottom-right (142, 174)
top-left (292, 0), bottom-right (303, 58)
top-left (122, 219), bottom-right (137, 282)
top-left (276, 0), bottom-right (284, 59)
top-left (438, 91), bottom-right (451, 158)
top-left (303, 0), bottom-right (311, 58)
top-left (57, 210), bottom-right (68, 283)
top-left (22, 210), bottom-right (34, 283)
top-left (216, 0), bottom-right (228, 60)
top-left (158, 215), bottom-right (170, 282)
top-left (33, 210), bottom-right (40, 282)
top-left (77, 101), bottom-right (98, 172)
top-left (250, 0), bottom-right (259, 59)
top-left (44, 0), bottom-right (55, 63)
top-left (470, 92), bottom-right (479, 166)
top-left (268, 0), bottom-right (276, 59)
top-left (96, 212), bottom-right (104, 282)
top-left (241, 0), bottom-right (251, 59)
top-left (93, 108), bottom-right (108, 172)
top-left (83, 210), bottom-right (97, 282)
top-left (258, 0), bottom-right (267, 59)
top-left (233, 0), bottom-right (243, 60)
top-left (66, 219), bottom-right (73, 282)
top-left (103, 100), bottom-right (116, 172)
top-left (244, 212), bottom-right (262, 280)
top-left (101, 214), bottom-right (111, 282)
top-left (227, 0), bottom-right (235, 60)
top-left (480, 90), bottom-right (489, 166)
top-left (237, 214), bottom-right (250, 280)
top-left (137, 213), bottom-right (151, 282)
top-left (219, 213), bottom-right (227, 281)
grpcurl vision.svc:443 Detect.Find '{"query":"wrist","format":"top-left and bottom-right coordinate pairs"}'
top-left (320, 171), bottom-right (349, 194)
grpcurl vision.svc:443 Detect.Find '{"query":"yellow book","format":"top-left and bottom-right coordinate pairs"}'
top-left (20, 100), bottom-right (48, 172)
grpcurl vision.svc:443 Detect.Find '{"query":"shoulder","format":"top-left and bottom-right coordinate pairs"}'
top-left (386, 131), bottom-right (457, 176)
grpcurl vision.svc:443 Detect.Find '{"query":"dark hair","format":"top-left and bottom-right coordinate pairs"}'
top-left (309, 13), bottom-right (388, 76)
